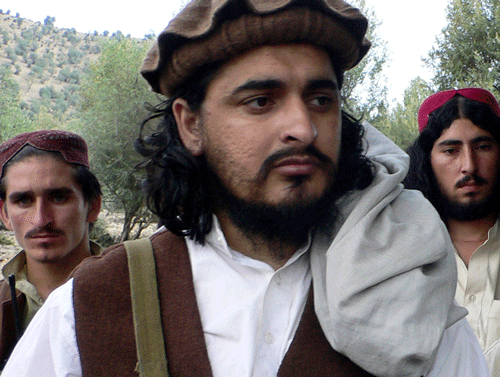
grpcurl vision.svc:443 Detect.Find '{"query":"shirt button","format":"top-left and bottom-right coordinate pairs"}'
top-left (470, 295), bottom-right (477, 303)
top-left (264, 332), bottom-right (275, 344)
top-left (275, 274), bottom-right (282, 286)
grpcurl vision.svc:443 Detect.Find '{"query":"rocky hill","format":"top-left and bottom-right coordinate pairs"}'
top-left (0, 10), bottom-right (148, 118)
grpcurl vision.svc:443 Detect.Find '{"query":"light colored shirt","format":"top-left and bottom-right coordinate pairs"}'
top-left (190, 218), bottom-right (312, 377)
top-left (455, 219), bottom-right (500, 353)
top-left (455, 219), bottom-right (500, 376)
top-left (2, 223), bottom-right (490, 377)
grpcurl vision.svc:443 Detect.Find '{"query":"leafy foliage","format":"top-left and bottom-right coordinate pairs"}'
top-left (0, 66), bottom-right (33, 142)
top-left (425, 0), bottom-right (500, 97)
top-left (77, 39), bottom-right (159, 241)
top-left (381, 78), bottom-right (434, 149)
top-left (342, 0), bottom-right (389, 128)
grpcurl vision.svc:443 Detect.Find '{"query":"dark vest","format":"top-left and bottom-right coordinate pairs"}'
top-left (0, 280), bottom-right (25, 367)
top-left (73, 230), bottom-right (374, 376)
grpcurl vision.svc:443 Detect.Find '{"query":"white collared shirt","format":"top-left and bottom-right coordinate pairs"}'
top-left (455, 219), bottom-right (500, 353)
top-left (189, 218), bottom-right (311, 377)
top-left (2, 222), bottom-right (490, 377)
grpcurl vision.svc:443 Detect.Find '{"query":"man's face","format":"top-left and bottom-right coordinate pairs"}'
top-left (0, 155), bottom-right (100, 264)
top-left (177, 44), bottom-right (341, 210)
top-left (430, 118), bottom-right (500, 217)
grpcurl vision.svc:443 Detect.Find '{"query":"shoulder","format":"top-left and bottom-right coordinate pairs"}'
top-left (73, 228), bottom-right (182, 288)
top-left (73, 242), bottom-right (128, 282)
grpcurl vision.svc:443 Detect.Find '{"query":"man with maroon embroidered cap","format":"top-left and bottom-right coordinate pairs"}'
top-left (3, 1), bottom-right (489, 376)
top-left (405, 87), bottom-right (500, 375)
top-left (0, 130), bottom-right (102, 367)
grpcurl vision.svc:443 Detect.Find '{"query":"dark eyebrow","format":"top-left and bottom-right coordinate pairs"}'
top-left (305, 79), bottom-right (339, 93)
top-left (471, 135), bottom-right (495, 144)
top-left (437, 139), bottom-right (462, 147)
top-left (8, 187), bottom-right (74, 202)
top-left (8, 191), bottom-right (31, 203)
top-left (228, 77), bottom-right (338, 99)
top-left (47, 187), bottom-right (73, 195)
top-left (437, 135), bottom-right (495, 147)
top-left (230, 79), bottom-right (285, 96)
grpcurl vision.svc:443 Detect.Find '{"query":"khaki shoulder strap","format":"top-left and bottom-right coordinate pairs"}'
top-left (124, 238), bottom-right (169, 377)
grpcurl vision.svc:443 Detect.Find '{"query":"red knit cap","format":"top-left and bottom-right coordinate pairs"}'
top-left (418, 88), bottom-right (500, 132)
top-left (0, 130), bottom-right (89, 178)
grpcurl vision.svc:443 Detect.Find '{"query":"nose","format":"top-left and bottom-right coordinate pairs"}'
top-left (32, 199), bottom-right (54, 228)
top-left (279, 97), bottom-right (317, 145)
top-left (461, 147), bottom-right (477, 175)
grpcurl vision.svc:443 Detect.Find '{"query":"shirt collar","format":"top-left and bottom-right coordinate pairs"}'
top-left (204, 214), bottom-right (312, 270)
top-left (2, 250), bottom-right (26, 280)
top-left (487, 218), bottom-right (500, 240)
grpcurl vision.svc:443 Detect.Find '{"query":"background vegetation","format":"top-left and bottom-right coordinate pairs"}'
top-left (1, 0), bottom-right (498, 242)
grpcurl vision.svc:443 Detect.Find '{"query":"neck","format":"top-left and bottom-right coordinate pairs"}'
top-left (446, 213), bottom-right (497, 267)
top-left (26, 239), bottom-right (92, 300)
top-left (216, 211), bottom-right (305, 270)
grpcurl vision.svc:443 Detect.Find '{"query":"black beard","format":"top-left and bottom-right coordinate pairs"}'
top-left (205, 163), bottom-right (341, 251)
top-left (432, 174), bottom-right (500, 221)
top-left (435, 189), bottom-right (497, 221)
top-left (439, 197), bottom-right (496, 221)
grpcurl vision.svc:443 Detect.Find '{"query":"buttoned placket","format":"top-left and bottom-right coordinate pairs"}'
top-left (455, 221), bottom-right (500, 351)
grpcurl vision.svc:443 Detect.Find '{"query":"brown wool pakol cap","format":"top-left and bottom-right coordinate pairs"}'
top-left (0, 130), bottom-right (89, 178)
top-left (141, 0), bottom-right (371, 97)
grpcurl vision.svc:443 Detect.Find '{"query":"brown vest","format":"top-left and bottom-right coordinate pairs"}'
top-left (0, 280), bottom-right (25, 367)
top-left (73, 230), bottom-right (374, 376)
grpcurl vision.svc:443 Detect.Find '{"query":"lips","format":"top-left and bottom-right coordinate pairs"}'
top-left (30, 233), bottom-right (62, 239)
top-left (456, 180), bottom-right (483, 190)
top-left (273, 156), bottom-right (320, 176)
top-left (27, 232), bottom-right (65, 244)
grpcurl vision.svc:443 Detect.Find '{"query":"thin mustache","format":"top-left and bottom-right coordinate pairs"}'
top-left (455, 175), bottom-right (487, 188)
top-left (25, 226), bottom-right (64, 239)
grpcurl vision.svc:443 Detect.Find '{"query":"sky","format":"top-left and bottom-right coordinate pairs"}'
top-left (2, 0), bottom-right (450, 103)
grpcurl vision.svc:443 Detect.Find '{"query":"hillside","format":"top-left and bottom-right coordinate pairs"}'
top-left (0, 10), bottom-right (149, 117)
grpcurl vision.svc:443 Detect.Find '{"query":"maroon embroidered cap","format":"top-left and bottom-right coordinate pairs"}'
top-left (0, 130), bottom-right (89, 178)
top-left (418, 88), bottom-right (500, 132)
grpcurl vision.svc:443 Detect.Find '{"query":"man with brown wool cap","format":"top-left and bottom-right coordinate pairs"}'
top-left (3, 1), bottom-right (488, 376)
top-left (0, 130), bottom-right (102, 368)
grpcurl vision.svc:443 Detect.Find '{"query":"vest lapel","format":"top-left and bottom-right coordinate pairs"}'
top-left (278, 289), bottom-right (374, 377)
top-left (153, 232), bottom-right (213, 377)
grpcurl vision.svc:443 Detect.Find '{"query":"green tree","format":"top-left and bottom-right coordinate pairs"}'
top-left (341, 0), bottom-right (389, 128)
top-left (425, 0), bottom-right (500, 96)
top-left (78, 39), bottom-right (159, 242)
top-left (0, 67), bottom-right (33, 141)
top-left (382, 78), bottom-right (434, 149)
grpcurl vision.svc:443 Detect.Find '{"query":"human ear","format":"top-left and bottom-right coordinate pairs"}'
top-left (0, 200), bottom-right (13, 231)
top-left (172, 98), bottom-right (203, 156)
top-left (86, 195), bottom-right (101, 224)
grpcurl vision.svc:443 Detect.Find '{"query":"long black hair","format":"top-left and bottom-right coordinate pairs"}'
top-left (136, 64), bottom-right (375, 244)
top-left (404, 94), bottom-right (500, 216)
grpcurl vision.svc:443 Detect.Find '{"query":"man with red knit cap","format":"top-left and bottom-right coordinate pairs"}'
top-left (405, 87), bottom-right (500, 374)
top-left (0, 130), bottom-right (102, 367)
top-left (3, 1), bottom-right (489, 376)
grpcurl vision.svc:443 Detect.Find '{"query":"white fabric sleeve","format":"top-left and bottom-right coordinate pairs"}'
top-left (1, 278), bottom-right (81, 377)
top-left (426, 317), bottom-right (490, 377)
top-left (484, 339), bottom-right (500, 377)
